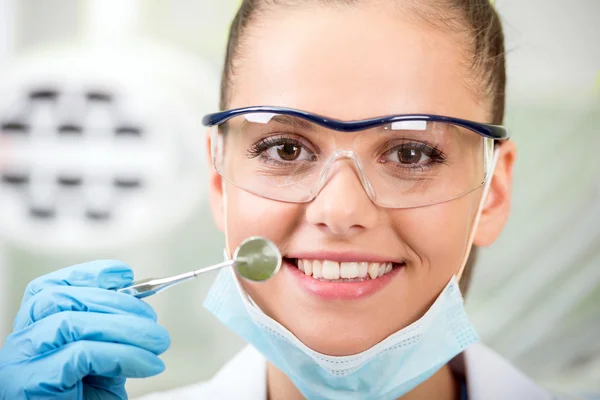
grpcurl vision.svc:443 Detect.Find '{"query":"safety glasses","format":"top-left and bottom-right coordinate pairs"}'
top-left (202, 106), bottom-right (509, 209)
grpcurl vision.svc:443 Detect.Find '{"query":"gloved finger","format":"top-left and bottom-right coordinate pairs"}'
top-left (9, 311), bottom-right (170, 358)
top-left (15, 286), bottom-right (157, 330)
top-left (25, 341), bottom-right (165, 392)
top-left (21, 260), bottom-right (133, 305)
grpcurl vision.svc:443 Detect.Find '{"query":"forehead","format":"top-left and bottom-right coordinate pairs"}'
top-left (230, 4), bottom-right (486, 122)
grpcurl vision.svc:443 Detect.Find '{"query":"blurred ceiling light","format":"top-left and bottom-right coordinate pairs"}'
top-left (0, 40), bottom-right (219, 253)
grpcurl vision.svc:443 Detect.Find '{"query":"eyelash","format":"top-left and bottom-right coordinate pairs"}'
top-left (247, 135), bottom-right (315, 164)
top-left (382, 142), bottom-right (447, 170)
top-left (247, 136), bottom-right (447, 170)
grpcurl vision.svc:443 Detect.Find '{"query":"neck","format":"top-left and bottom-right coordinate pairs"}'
top-left (266, 362), bottom-right (460, 400)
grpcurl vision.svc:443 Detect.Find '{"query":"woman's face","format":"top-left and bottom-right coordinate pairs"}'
top-left (209, 3), bottom-right (515, 356)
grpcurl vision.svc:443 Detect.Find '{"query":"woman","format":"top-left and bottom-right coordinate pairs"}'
top-left (0, 0), bottom-right (557, 399)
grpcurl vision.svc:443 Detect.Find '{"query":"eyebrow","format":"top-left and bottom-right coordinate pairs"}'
top-left (272, 115), bottom-right (316, 131)
top-left (241, 113), bottom-right (317, 131)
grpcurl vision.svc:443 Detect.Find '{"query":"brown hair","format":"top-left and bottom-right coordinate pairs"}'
top-left (220, 0), bottom-right (507, 294)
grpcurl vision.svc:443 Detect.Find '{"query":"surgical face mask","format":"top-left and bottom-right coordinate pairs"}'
top-left (205, 151), bottom-right (499, 399)
top-left (206, 269), bottom-right (477, 399)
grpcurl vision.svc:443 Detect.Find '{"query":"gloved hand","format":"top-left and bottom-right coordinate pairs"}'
top-left (0, 260), bottom-right (171, 399)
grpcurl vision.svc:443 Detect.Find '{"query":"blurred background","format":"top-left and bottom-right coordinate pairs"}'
top-left (0, 0), bottom-right (598, 398)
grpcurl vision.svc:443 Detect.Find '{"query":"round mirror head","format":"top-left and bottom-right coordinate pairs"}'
top-left (233, 237), bottom-right (282, 282)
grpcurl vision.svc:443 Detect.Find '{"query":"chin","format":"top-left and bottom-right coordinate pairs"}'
top-left (291, 325), bottom-right (385, 356)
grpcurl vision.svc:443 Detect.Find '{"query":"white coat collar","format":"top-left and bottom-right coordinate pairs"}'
top-left (450, 343), bottom-right (553, 400)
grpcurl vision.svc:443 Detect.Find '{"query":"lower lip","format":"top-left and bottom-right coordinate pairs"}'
top-left (285, 260), bottom-right (403, 301)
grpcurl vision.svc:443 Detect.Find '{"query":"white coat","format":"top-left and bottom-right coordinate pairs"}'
top-left (138, 343), bottom-right (557, 400)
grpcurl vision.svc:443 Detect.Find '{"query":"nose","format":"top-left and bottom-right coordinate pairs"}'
top-left (305, 159), bottom-right (379, 237)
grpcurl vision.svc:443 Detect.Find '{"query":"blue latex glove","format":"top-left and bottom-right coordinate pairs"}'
top-left (0, 260), bottom-right (171, 399)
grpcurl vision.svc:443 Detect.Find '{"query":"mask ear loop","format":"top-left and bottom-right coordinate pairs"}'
top-left (456, 144), bottom-right (500, 282)
top-left (223, 181), bottom-right (232, 260)
top-left (213, 121), bottom-right (233, 261)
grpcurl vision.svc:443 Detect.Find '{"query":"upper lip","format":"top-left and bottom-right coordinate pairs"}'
top-left (285, 251), bottom-right (405, 264)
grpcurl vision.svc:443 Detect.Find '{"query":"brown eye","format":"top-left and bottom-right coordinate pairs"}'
top-left (398, 148), bottom-right (423, 164)
top-left (276, 143), bottom-right (301, 160)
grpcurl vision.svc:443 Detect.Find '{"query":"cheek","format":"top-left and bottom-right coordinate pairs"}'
top-left (224, 184), bottom-right (304, 315)
top-left (378, 191), bottom-right (481, 329)
top-left (391, 190), bottom-right (481, 281)
top-left (225, 184), bottom-right (303, 249)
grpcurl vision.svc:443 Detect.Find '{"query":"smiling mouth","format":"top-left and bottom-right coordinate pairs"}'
top-left (286, 258), bottom-right (405, 282)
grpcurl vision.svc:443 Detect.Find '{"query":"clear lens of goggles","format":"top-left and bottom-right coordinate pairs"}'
top-left (211, 113), bottom-right (494, 209)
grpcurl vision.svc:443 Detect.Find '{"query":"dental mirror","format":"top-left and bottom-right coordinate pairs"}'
top-left (116, 236), bottom-right (281, 298)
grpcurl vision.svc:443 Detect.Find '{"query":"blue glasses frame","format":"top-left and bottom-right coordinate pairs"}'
top-left (202, 106), bottom-right (510, 140)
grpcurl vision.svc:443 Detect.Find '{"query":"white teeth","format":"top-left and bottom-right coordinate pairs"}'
top-left (340, 262), bottom-right (359, 278)
top-left (312, 260), bottom-right (322, 278)
top-left (304, 260), bottom-right (313, 276)
top-left (322, 260), bottom-right (340, 279)
top-left (368, 263), bottom-right (379, 279)
top-left (296, 259), bottom-right (396, 280)
top-left (358, 262), bottom-right (368, 278)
